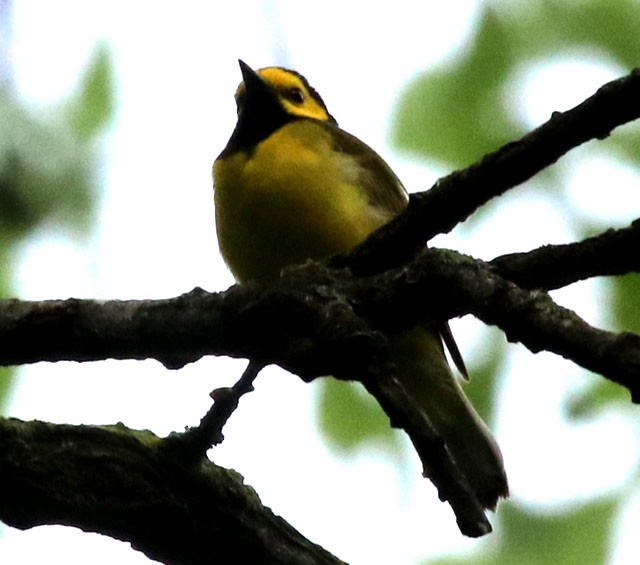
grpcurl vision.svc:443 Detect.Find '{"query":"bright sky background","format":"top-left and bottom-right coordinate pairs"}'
top-left (2, 2), bottom-right (640, 564)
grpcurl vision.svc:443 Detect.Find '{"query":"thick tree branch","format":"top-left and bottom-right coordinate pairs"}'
top-left (0, 417), bottom-right (344, 565)
top-left (0, 284), bottom-right (377, 375)
top-left (356, 248), bottom-right (640, 401)
top-left (1, 241), bottom-right (639, 537)
top-left (1, 233), bottom-right (638, 399)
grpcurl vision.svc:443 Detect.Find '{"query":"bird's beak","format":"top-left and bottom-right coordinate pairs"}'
top-left (236, 59), bottom-right (286, 122)
top-left (238, 60), bottom-right (261, 88)
top-left (238, 60), bottom-right (271, 101)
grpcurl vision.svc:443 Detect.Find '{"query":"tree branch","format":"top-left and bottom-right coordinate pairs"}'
top-left (359, 247), bottom-right (640, 401)
top-left (170, 361), bottom-right (264, 457)
top-left (2, 239), bottom-right (639, 536)
top-left (0, 417), bottom-right (345, 565)
top-left (340, 68), bottom-right (640, 273)
top-left (491, 219), bottom-right (640, 290)
top-left (1, 231), bottom-right (639, 400)
top-left (1, 70), bottom-right (639, 546)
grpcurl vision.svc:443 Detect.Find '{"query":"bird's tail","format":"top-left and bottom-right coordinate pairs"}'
top-left (388, 328), bottom-right (508, 510)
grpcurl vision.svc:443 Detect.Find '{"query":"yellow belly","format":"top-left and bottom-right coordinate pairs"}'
top-left (214, 120), bottom-right (387, 283)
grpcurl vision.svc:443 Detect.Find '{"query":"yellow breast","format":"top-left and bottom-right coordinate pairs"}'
top-left (214, 120), bottom-right (387, 283)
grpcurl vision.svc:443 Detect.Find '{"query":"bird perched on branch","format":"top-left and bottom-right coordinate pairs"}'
top-left (213, 60), bottom-right (508, 510)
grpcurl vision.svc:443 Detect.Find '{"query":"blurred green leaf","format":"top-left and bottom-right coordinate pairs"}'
top-left (534, 0), bottom-right (640, 67)
top-left (428, 498), bottom-right (617, 565)
top-left (393, 0), bottom-right (640, 173)
top-left (0, 99), bottom-right (92, 235)
top-left (316, 379), bottom-right (403, 454)
top-left (610, 273), bottom-right (640, 335)
top-left (0, 367), bottom-right (14, 412)
top-left (0, 136), bottom-right (91, 235)
top-left (0, 262), bottom-right (13, 413)
top-left (567, 376), bottom-right (628, 419)
top-left (67, 43), bottom-right (116, 140)
top-left (0, 46), bottom-right (114, 240)
top-left (0, 45), bottom-right (114, 415)
top-left (499, 499), bottom-right (617, 565)
top-left (462, 327), bottom-right (507, 426)
top-left (568, 271), bottom-right (640, 418)
top-left (392, 7), bottom-right (521, 169)
top-left (605, 126), bottom-right (640, 167)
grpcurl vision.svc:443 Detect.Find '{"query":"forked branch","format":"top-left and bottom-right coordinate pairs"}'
top-left (0, 69), bottom-right (639, 548)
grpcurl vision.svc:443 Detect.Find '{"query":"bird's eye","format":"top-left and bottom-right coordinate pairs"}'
top-left (286, 87), bottom-right (305, 104)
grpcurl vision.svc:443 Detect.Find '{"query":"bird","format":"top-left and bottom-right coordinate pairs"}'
top-left (212, 60), bottom-right (508, 510)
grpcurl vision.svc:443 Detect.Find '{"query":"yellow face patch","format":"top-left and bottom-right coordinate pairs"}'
top-left (234, 67), bottom-right (332, 122)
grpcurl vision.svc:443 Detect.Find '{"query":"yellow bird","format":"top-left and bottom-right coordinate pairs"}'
top-left (213, 61), bottom-right (508, 510)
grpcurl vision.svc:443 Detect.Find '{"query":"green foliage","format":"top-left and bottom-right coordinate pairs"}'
top-left (393, 0), bottom-right (640, 171)
top-left (317, 0), bottom-right (640, 562)
top-left (428, 498), bottom-right (617, 565)
top-left (567, 273), bottom-right (640, 419)
top-left (316, 379), bottom-right (403, 455)
top-left (610, 273), bottom-right (640, 335)
top-left (567, 376), bottom-right (629, 420)
top-left (0, 44), bottom-right (115, 240)
top-left (393, 7), bottom-right (520, 168)
top-left (66, 44), bottom-right (116, 140)
top-left (0, 367), bottom-right (13, 412)
top-left (0, 44), bottom-right (115, 412)
top-left (459, 327), bottom-right (507, 426)
top-left (0, 96), bottom-right (91, 237)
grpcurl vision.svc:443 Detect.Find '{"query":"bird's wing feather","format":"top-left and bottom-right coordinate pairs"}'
top-left (326, 123), bottom-right (408, 217)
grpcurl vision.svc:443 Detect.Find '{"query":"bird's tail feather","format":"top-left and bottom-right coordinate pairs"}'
top-left (388, 328), bottom-right (508, 510)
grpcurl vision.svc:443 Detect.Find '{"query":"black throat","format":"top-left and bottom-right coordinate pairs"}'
top-left (218, 80), bottom-right (295, 159)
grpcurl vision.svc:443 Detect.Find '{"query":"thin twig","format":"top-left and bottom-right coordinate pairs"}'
top-left (165, 362), bottom-right (264, 460)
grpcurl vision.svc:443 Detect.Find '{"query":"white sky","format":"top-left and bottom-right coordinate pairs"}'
top-left (2, 2), bottom-right (640, 564)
